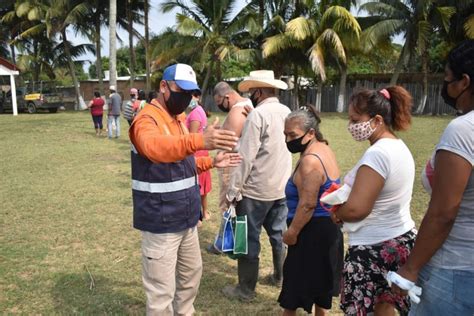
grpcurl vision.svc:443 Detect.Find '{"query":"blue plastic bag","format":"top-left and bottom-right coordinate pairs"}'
top-left (214, 206), bottom-right (235, 252)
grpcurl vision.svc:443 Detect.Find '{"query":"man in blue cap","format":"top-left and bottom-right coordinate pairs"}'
top-left (129, 63), bottom-right (241, 315)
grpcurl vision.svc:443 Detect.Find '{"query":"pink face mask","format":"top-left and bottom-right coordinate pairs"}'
top-left (347, 118), bottom-right (377, 141)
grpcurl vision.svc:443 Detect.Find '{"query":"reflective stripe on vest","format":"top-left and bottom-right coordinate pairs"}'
top-left (132, 176), bottom-right (197, 193)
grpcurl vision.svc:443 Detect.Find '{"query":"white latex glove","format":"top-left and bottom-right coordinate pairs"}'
top-left (386, 271), bottom-right (422, 304)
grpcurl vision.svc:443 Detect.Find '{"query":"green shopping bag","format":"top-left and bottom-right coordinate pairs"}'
top-left (233, 215), bottom-right (248, 254)
top-left (226, 214), bottom-right (248, 260)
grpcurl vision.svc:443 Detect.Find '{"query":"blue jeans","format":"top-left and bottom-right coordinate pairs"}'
top-left (409, 265), bottom-right (474, 316)
top-left (235, 196), bottom-right (288, 260)
top-left (107, 115), bottom-right (121, 138)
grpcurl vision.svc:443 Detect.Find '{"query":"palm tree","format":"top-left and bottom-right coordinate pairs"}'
top-left (9, 0), bottom-right (92, 109)
top-left (360, 0), bottom-right (455, 113)
top-left (109, 0), bottom-right (117, 89)
top-left (144, 0), bottom-right (151, 91)
top-left (0, 0), bottom-right (17, 62)
top-left (360, 0), bottom-right (454, 84)
top-left (263, 4), bottom-right (361, 112)
top-left (160, 0), bottom-right (259, 99)
top-left (82, 0), bottom-right (108, 97)
top-left (120, 0), bottom-right (144, 87)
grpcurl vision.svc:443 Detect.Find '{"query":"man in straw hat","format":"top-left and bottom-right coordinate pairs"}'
top-left (223, 70), bottom-right (292, 301)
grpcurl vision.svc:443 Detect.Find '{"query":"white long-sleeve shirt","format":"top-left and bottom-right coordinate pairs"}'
top-left (227, 97), bottom-right (292, 201)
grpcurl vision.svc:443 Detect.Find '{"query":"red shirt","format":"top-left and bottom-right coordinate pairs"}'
top-left (90, 98), bottom-right (105, 116)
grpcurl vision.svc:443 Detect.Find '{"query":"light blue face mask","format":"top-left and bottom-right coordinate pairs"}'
top-left (188, 99), bottom-right (198, 109)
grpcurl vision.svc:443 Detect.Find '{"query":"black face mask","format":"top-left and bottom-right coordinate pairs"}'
top-left (217, 97), bottom-right (229, 112)
top-left (249, 89), bottom-right (260, 107)
top-left (286, 131), bottom-right (310, 153)
top-left (441, 79), bottom-right (469, 110)
top-left (165, 82), bottom-right (193, 115)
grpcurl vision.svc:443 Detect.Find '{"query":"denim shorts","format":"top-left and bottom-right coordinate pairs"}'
top-left (409, 265), bottom-right (474, 316)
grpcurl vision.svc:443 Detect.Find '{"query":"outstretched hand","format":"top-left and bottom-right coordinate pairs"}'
top-left (213, 151), bottom-right (242, 168)
top-left (203, 117), bottom-right (239, 151)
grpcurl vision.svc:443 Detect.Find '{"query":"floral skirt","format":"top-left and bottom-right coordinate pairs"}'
top-left (340, 229), bottom-right (417, 316)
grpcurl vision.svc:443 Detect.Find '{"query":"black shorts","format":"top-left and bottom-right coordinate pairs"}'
top-left (278, 217), bottom-right (344, 313)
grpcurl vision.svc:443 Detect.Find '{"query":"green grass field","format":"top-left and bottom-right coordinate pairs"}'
top-left (0, 111), bottom-right (452, 314)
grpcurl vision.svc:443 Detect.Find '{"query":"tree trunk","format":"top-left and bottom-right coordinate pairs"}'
top-left (144, 0), bottom-right (151, 92)
top-left (127, 0), bottom-right (135, 88)
top-left (216, 59), bottom-right (222, 82)
top-left (416, 48), bottom-right (429, 114)
top-left (337, 64), bottom-right (347, 113)
top-left (201, 60), bottom-right (214, 105)
top-left (95, 6), bottom-right (105, 97)
top-left (33, 40), bottom-right (39, 85)
top-left (109, 0), bottom-right (118, 89)
top-left (258, 0), bottom-right (264, 29)
top-left (293, 63), bottom-right (299, 110)
top-left (315, 80), bottom-right (322, 112)
top-left (9, 44), bottom-right (16, 65)
top-left (62, 30), bottom-right (81, 110)
top-left (390, 39), bottom-right (409, 85)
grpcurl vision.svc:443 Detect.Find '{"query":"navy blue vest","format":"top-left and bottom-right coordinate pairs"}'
top-left (131, 148), bottom-right (201, 234)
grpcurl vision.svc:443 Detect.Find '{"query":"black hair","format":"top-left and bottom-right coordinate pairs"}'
top-left (448, 39), bottom-right (474, 93)
top-left (286, 104), bottom-right (328, 144)
top-left (94, 91), bottom-right (100, 98)
top-left (147, 90), bottom-right (157, 103)
top-left (138, 90), bottom-right (146, 100)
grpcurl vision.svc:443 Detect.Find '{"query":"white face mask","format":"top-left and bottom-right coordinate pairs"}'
top-left (347, 118), bottom-right (377, 141)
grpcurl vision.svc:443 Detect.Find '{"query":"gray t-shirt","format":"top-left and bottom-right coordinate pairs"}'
top-left (108, 92), bottom-right (122, 116)
top-left (429, 110), bottom-right (474, 270)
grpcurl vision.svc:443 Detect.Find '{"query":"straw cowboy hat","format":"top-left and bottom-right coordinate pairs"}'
top-left (238, 70), bottom-right (288, 92)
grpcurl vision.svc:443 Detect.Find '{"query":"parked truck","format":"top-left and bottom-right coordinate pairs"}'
top-left (0, 81), bottom-right (63, 113)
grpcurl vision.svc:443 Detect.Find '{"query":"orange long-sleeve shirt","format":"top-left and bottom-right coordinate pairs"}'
top-left (129, 99), bottom-right (213, 173)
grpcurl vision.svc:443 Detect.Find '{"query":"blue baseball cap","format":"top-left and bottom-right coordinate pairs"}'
top-left (162, 63), bottom-right (200, 91)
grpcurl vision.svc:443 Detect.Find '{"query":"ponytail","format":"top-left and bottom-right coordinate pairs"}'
top-left (385, 86), bottom-right (412, 131)
top-left (306, 104), bottom-right (328, 144)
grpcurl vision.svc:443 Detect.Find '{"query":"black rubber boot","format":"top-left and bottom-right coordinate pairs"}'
top-left (272, 248), bottom-right (285, 286)
top-left (222, 258), bottom-right (259, 302)
top-left (262, 248), bottom-right (285, 287)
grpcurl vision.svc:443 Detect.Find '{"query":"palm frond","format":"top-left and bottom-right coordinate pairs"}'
top-left (286, 17), bottom-right (313, 41)
top-left (234, 48), bottom-right (261, 63)
top-left (16, 23), bottom-right (46, 43)
top-left (435, 6), bottom-right (456, 33)
top-left (62, 2), bottom-right (91, 30)
top-left (1, 10), bottom-right (18, 23)
top-left (262, 33), bottom-right (292, 57)
top-left (361, 19), bottom-right (405, 52)
top-left (268, 15), bottom-right (286, 32)
top-left (160, 0), bottom-right (209, 33)
top-left (322, 6), bottom-right (361, 38)
top-left (360, 2), bottom-right (399, 17)
top-left (464, 14), bottom-right (474, 39)
top-left (176, 13), bottom-right (208, 36)
top-left (308, 41), bottom-right (326, 81)
top-left (317, 28), bottom-right (346, 65)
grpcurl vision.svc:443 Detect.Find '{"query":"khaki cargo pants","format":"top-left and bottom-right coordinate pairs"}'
top-left (141, 227), bottom-right (202, 315)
